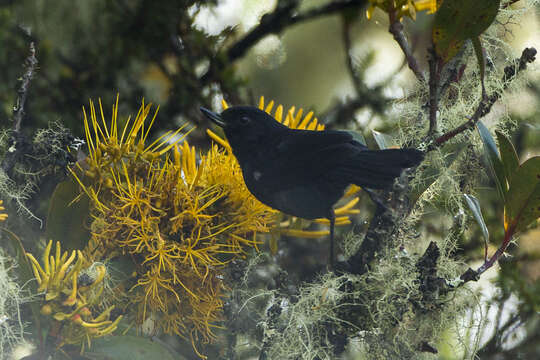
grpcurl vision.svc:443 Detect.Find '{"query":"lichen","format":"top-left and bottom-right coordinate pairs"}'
top-left (0, 248), bottom-right (28, 359)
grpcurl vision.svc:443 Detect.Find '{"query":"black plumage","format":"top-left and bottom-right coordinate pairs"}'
top-left (201, 106), bottom-right (423, 266)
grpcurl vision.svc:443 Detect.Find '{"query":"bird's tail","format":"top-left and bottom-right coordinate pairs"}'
top-left (341, 148), bottom-right (424, 189)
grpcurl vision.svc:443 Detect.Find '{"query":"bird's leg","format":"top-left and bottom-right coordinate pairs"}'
top-left (328, 209), bottom-right (336, 270)
top-left (363, 188), bottom-right (387, 209)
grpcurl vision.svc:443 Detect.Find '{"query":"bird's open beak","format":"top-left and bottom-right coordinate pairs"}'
top-left (200, 107), bottom-right (225, 127)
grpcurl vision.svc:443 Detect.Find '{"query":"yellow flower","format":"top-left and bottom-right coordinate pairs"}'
top-left (413, 0), bottom-right (437, 13)
top-left (206, 96), bottom-right (362, 252)
top-left (71, 94), bottom-right (190, 211)
top-left (26, 240), bottom-right (122, 352)
top-left (0, 200), bottom-right (7, 221)
top-left (74, 96), bottom-right (362, 356)
top-left (73, 97), bottom-right (274, 356)
top-left (366, 0), bottom-right (437, 21)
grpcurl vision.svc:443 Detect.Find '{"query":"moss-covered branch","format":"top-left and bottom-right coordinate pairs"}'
top-left (431, 47), bottom-right (537, 149)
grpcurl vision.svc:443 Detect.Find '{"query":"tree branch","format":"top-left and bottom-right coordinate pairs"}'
top-left (427, 47), bottom-right (439, 135)
top-left (429, 47), bottom-right (536, 150)
top-left (12, 42), bottom-right (37, 133)
top-left (226, 0), bottom-right (367, 62)
top-left (388, 9), bottom-right (425, 82)
top-left (460, 222), bottom-right (517, 284)
top-left (2, 42), bottom-right (38, 176)
top-left (339, 173), bottom-right (413, 275)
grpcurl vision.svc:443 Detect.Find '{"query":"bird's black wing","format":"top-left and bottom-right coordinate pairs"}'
top-left (260, 129), bottom-right (362, 188)
top-left (260, 128), bottom-right (422, 190)
top-left (240, 128), bottom-right (421, 219)
top-left (274, 129), bottom-right (364, 154)
top-left (239, 129), bottom-right (359, 218)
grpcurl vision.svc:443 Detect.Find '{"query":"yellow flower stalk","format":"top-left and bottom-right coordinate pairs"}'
top-left (26, 240), bottom-right (122, 351)
top-left (366, 0), bottom-right (437, 20)
top-left (0, 200), bottom-right (7, 221)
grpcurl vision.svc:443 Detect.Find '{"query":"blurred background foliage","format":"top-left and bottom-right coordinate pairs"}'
top-left (0, 0), bottom-right (538, 359)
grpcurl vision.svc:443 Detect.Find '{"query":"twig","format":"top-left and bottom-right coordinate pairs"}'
top-left (438, 62), bottom-right (465, 101)
top-left (342, 16), bottom-right (362, 95)
top-left (322, 95), bottom-right (386, 128)
top-left (2, 42), bottom-right (38, 175)
top-left (460, 222), bottom-right (515, 283)
top-left (388, 9), bottom-right (425, 82)
top-left (13, 42), bottom-right (38, 133)
top-left (339, 172), bottom-right (412, 275)
top-left (427, 47), bottom-right (439, 135)
top-left (429, 47), bottom-right (536, 150)
top-left (226, 0), bottom-right (367, 62)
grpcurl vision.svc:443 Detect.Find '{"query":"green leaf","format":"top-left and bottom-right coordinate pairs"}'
top-left (463, 194), bottom-right (489, 242)
top-left (345, 130), bottom-right (367, 146)
top-left (495, 130), bottom-right (519, 185)
top-left (371, 130), bottom-right (395, 149)
top-left (433, 0), bottom-right (501, 62)
top-left (477, 121), bottom-right (506, 200)
top-left (472, 36), bottom-right (486, 97)
top-left (84, 335), bottom-right (185, 360)
top-left (409, 142), bottom-right (465, 202)
top-left (45, 178), bottom-right (90, 252)
top-left (504, 156), bottom-right (540, 234)
top-left (0, 228), bottom-right (42, 345)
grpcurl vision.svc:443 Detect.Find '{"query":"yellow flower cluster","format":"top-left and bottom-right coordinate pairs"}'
top-left (26, 240), bottom-right (122, 351)
top-left (69, 95), bottom-right (364, 356)
top-left (0, 200), bottom-right (7, 221)
top-left (74, 96), bottom-right (187, 205)
top-left (72, 97), bottom-right (275, 356)
top-left (366, 0), bottom-right (437, 20)
top-left (206, 97), bottom-right (362, 251)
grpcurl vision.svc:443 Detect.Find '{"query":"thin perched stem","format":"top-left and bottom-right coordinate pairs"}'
top-left (2, 42), bottom-right (38, 176)
top-left (13, 42), bottom-right (38, 133)
top-left (429, 47), bottom-right (537, 150)
top-left (475, 228), bottom-right (513, 276)
top-left (388, 10), bottom-right (425, 82)
top-left (427, 48), bottom-right (439, 135)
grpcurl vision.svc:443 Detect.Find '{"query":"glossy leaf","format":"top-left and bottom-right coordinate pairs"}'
top-left (463, 194), bottom-right (489, 242)
top-left (433, 0), bottom-right (501, 62)
top-left (345, 130), bottom-right (367, 146)
top-left (495, 130), bottom-right (519, 185)
top-left (477, 121), bottom-right (506, 200)
top-left (372, 130), bottom-right (395, 149)
top-left (45, 178), bottom-right (90, 252)
top-left (472, 36), bottom-right (486, 97)
top-left (85, 335), bottom-right (185, 360)
top-left (504, 156), bottom-right (540, 234)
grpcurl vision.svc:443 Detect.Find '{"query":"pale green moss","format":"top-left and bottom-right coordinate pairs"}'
top-left (0, 249), bottom-right (28, 359)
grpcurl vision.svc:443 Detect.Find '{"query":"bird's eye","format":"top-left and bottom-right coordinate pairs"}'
top-left (239, 116), bottom-right (251, 125)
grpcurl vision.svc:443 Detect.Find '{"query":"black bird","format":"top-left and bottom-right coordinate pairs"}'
top-left (200, 106), bottom-right (423, 267)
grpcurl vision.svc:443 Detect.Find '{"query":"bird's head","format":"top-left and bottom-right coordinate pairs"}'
top-left (200, 106), bottom-right (287, 149)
